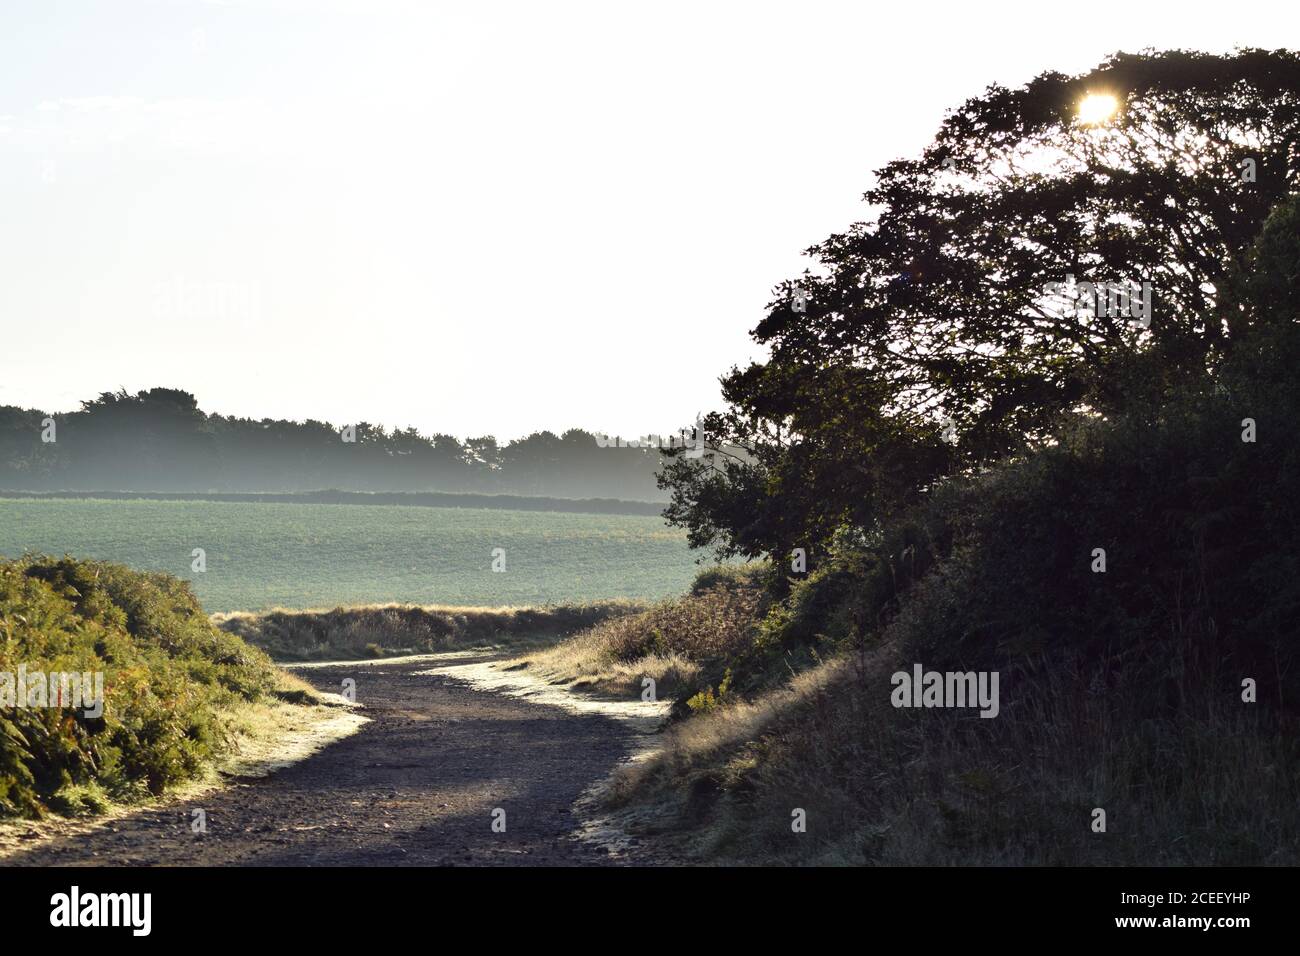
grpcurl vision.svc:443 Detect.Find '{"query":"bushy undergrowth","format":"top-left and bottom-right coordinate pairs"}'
top-left (218, 600), bottom-right (644, 661)
top-left (509, 564), bottom-right (769, 702)
top-left (887, 324), bottom-right (1300, 704)
top-left (570, 323), bottom-right (1300, 864)
top-left (0, 556), bottom-right (281, 818)
top-left (609, 648), bottom-right (1300, 865)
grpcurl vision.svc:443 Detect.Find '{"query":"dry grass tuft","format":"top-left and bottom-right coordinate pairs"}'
top-left (505, 585), bottom-right (763, 698)
top-left (215, 600), bottom-right (644, 662)
top-left (602, 643), bottom-right (1300, 865)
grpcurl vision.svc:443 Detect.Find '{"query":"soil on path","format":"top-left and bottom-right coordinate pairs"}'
top-left (4, 654), bottom-right (649, 866)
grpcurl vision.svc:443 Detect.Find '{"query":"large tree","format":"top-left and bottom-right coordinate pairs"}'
top-left (662, 48), bottom-right (1300, 562)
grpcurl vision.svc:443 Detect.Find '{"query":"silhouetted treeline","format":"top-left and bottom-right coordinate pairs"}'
top-left (0, 489), bottom-right (663, 516)
top-left (0, 388), bottom-right (670, 501)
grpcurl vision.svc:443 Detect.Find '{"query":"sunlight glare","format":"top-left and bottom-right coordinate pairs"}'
top-left (1078, 93), bottom-right (1119, 125)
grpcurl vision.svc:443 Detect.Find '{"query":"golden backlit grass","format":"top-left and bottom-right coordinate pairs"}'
top-left (216, 600), bottom-right (645, 661)
top-left (504, 585), bottom-right (764, 699)
top-left (599, 642), bottom-right (1300, 865)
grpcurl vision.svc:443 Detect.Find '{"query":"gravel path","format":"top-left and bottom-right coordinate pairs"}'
top-left (5, 654), bottom-right (647, 866)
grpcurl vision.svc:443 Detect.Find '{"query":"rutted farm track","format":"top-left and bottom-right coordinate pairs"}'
top-left (5, 655), bottom-right (658, 867)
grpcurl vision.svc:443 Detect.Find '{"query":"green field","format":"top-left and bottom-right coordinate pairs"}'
top-left (0, 497), bottom-right (704, 613)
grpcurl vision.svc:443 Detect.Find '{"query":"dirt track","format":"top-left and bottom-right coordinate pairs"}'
top-left (4, 655), bottom-right (651, 867)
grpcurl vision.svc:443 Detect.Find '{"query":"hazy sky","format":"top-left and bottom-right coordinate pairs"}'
top-left (1, 1), bottom-right (1295, 439)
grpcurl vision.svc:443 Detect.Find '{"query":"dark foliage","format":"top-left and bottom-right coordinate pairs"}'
top-left (661, 49), bottom-right (1300, 564)
top-left (0, 389), bottom-right (670, 501)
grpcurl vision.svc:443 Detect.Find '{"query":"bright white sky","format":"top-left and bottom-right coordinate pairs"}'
top-left (1, 0), bottom-right (1295, 439)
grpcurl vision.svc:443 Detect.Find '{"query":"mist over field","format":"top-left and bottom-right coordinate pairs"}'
top-left (0, 388), bottom-right (676, 501)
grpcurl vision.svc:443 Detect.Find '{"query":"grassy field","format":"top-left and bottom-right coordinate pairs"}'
top-left (0, 497), bottom-right (701, 613)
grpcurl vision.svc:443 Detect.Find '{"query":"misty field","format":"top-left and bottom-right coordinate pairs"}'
top-left (0, 497), bottom-right (703, 613)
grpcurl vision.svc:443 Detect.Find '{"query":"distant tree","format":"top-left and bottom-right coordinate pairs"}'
top-left (500, 431), bottom-right (564, 496)
top-left (0, 391), bottom-right (669, 500)
top-left (61, 388), bottom-right (218, 490)
top-left (0, 406), bottom-right (63, 486)
top-left (465, 436), bottom-right (501, 471)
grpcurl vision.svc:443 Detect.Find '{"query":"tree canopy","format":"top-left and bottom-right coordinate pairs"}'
top-left (661, 48), bottom-right (1300, 562)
